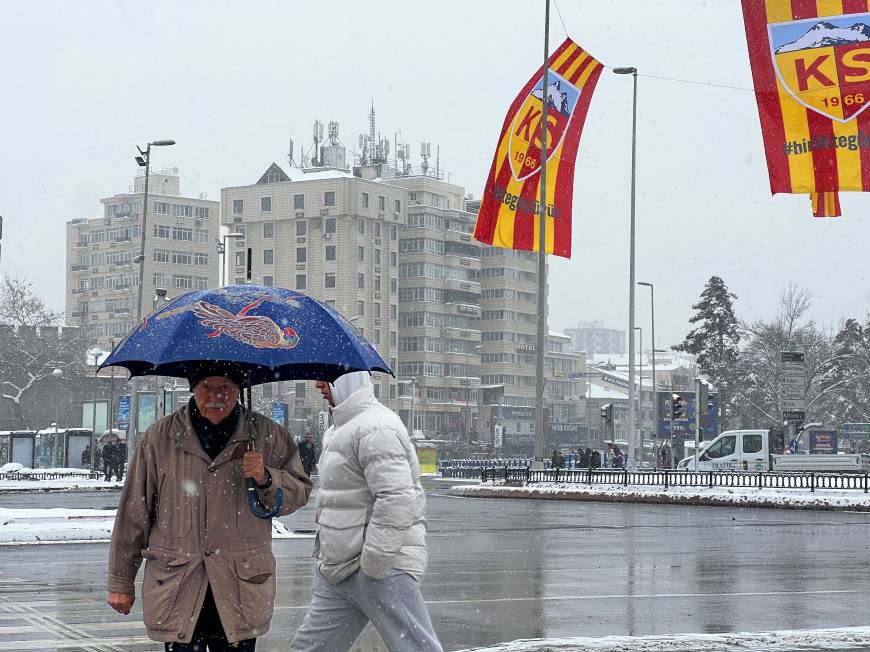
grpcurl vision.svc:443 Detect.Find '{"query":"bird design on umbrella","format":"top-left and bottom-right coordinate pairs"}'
top-left (157, 297), bottom-right (300, 349)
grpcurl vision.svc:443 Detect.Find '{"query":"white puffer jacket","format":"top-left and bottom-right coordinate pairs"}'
top-left (314, 380), bottom-right (427, 585)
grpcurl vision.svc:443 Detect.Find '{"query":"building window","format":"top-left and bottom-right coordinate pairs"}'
top-left (263, 275), bottom-right (274, 287)
top-left (174, 275), bottom-right (193, 289)
top-left (326, 299), bottom-right (336, 308)
top-left (379, 196), bottom-right (385, 211)
top-left (153, 225), bottom-right (170, 239)
top-left (362, 192), bottom-right (369, 208)
top-left (194, 229), bottom-right (209, 243)
top-left (325, 245), bottom-right (336, 261)
top-left (153, 249), bottom-right (170, 263)
top-left (294, 194), bottom-right (304, 210)
top-left (325, 218), bottom-right (336, 234)
top-left (358, 219), bottom-right (365, 235)
top-left (296, 220), bottom-right (307, 237)
top-left (357, 301), bottom-right (365, 317)
top-left (390, 251), bottom-right (397, 267)
top-left (390, 224), bottom-right (397, 240)
top-left (358, 273), bottom-right (365, 289)
top-left (374, 249), bottom-right (381, 265)
top-left (195, 206), bottom-right (209, 219)
top-left (172, 227), bottom-right (193, 241)
top-left (296, 274), bottom-right (307, 290)
top-left (375, 303), bottom-right (381, 318)
top-left (295, 382), bottom-right (306, 398)
top-left (233, 199), bottom-right (243, 215)
top-left (172, 251), bottom-right (192, 265)
top-left (154, 201), bottom-right (169, 215)
top-left (194, 277), bottom-right (209, 290)
top-left (174, 204), bottom-right (193, 217)
top-left (390, 304), bottom-right (397, 319)
top-left (374, 329), bottom-right (380, 344)
top-left (261, 196), bottom-right (272, 212)
top-left (357, 246), bottom-right (365, 262)
top-left (374, 222), bottom-right (381, 238)
top-left (374, 276), bottom-right (381, 291)
top-left (394, 199), bottom-right (401, 213)
top-left (296, 247), bottom-right (306, 264)
top-left (391, 278), bottom-right (397, 293)
top-left (324, 191), bottom-right (336, 207)
top-left (325, 273), bottom-right (336, 288)
top-left (263, 249), bottom-right (274, 265)
top-left (263, 222), bottom-right (274, 239)
top-left (235, 251), bottom-right (246, 267)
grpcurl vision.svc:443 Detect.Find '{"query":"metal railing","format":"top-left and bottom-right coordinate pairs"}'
top-left (478, 467), bottom-right (870, 493)
top-left (1, 471), bottom-right (102, 482)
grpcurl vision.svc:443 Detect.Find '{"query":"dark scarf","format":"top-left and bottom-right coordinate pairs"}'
top-left (189, 397), bottom-right (240, 461)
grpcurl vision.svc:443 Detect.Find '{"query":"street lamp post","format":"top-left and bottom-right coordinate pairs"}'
top-left (638, 281), bottom-right (657, 458)
top-left (88, 349), bottom-right (101, 473)
top-left (613, 65), bottom-right (638, 470)
top-left (635, 326), bottom-right (643, 463)
top-left (216, 233), bottom-right (244, 287)
top-left (410, 376), bottom-right (416, 436)
top-left (464, 345), bottom-right (482, 450)
top-left (129, 139), bottom-right (175, 463)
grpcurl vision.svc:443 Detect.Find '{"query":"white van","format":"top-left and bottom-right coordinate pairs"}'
top-left (679, 429), bottom-right (869, 472)
top-left (678, 429), bottom-right (770, 472)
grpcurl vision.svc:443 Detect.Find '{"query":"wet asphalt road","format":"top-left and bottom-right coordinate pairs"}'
top-left (2, 482), bottom-right (870, 650)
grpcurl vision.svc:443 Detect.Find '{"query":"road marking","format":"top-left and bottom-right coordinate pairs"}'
top-left (0, 598), bottom-right (121, 652)
top-left (0, 620), bottom-right (144, 634)
top-left (0, 636), bottom-right (153, 649)
top-left (426, 588), bottom-right (859, 605)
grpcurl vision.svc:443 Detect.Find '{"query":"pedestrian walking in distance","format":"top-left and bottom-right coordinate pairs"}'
top-left (291, 370), bottom-right (443, 652)
top-left (298, 432), bottom-right (318, 477)
top-left (106, 362), bottom-right (312, 651)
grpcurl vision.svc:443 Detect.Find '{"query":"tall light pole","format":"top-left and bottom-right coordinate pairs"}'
top-left (465, 344), bottom-right (482, 450)
top-left (88, 348), bottom-right (101, 473)
top-left (216, 233), bottom-right (244, 287)
top-left (129, 139), bottom-right (175, 462)
top-left (52, 368), bottom-right (63, 466)
top-left (639, 281), bottom-right (657, 458)
top-left (613, 65), bottom-right (638, 470)
top-left (635, 326), bottom-right (643, 463)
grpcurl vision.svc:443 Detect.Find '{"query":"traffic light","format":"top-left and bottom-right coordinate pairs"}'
top-left (671, 394), bottom-right (687, 420)
top-left (600, 403), bottom-right (612, 426)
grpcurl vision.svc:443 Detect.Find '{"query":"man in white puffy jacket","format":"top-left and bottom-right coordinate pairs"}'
top-left (290, 371), bottom-right (442, 652)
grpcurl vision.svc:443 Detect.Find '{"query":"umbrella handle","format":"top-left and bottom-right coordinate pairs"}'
top-left (246, 478), bottom-right (284, 519)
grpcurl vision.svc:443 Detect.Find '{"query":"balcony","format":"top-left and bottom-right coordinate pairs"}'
top-left (70, 264), bottom-right (87, 272)
top-left (75, 241), bottom-right (88, 248)
top-left (71, 311), bottom-right (88, 318)
top-left (71, 288), bottom-right (87, 295)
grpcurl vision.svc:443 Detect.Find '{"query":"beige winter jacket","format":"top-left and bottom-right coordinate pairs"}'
top-left (107, 403), bottom-right (311, 644)
top-left (315, 383), bottom-right (428, 584)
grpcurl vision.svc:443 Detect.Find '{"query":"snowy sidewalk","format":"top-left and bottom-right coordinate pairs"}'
top-left (0, 508), bottom-right (314, 544)
top-left (448, 481), bottom-right (870, 511)
top-left (0, 478), bottom-right (123, 492)
top-left (460, 626), bottom-right (870, 651)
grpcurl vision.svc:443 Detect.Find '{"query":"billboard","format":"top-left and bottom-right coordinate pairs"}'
top-left (809, 430), bottom-right (838, 454)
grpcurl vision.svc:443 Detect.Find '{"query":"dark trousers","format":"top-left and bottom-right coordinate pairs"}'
top-left (165, 586), bottom-right (256, 652)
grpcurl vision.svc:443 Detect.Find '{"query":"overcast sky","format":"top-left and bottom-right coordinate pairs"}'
top-left (2, 0), bottom-right (868, 350)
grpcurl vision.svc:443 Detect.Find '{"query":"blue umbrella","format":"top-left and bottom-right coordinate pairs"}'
top-left (99, 285), bottom-right (391, 385)
top-left (100, 285), bottom-right (391, 519)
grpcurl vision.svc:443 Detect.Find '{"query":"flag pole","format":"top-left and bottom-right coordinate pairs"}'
top-left (533, 0), bottom-right (550, 468)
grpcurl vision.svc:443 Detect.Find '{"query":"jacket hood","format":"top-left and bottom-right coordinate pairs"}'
top-left (329, 371), bottom-right (372, 406)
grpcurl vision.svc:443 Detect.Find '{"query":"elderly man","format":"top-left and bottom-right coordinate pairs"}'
top-left (291, 371), bottom-right (442, 652)
top-left (107, 362), bottom-right (312, 651)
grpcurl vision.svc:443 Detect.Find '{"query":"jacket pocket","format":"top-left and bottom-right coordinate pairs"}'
top-left (316, 507), bottom-right (368, 564)
top-left (235, 553), bottom-right (276, 630)
top-left (141, 550), bottom-right (191, 629)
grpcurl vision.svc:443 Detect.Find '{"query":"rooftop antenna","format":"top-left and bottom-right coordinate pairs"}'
top-left (435, 144), bottom-right (441, 179)
top-left (312, 120), bottom-right (324, 166)
top-left (328, 121), bottom-right (339, 146)
top-left (287, 137), bottom-right (296, 167)
top-left (420, 142), bottom-right (431, 176)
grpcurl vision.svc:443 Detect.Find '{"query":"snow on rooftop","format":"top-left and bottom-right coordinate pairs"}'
top-left (587, 385), bottom-right (628, 400)
top-left (285, 167), bottom-right (354, 182)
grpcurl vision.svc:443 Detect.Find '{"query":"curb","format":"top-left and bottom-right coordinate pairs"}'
top-left (447, 485), bottom-right (870, 512)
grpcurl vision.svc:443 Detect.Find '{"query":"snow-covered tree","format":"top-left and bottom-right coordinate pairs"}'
top-left (0, 276), bottom-right (86, 429)
top-left (815, 318), bottom-right (870, 425)
top-left (673, 276), bottom-right (741, 429)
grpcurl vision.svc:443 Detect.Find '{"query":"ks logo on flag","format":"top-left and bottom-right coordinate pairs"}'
top-left (508, 72), bottom-right (581, 181)
top-left (769, 13), bottom-right (870, 122)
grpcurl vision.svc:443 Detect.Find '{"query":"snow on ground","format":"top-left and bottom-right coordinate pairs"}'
top-left (0, 508), bottom-right (314, 544)
top-left (448, 481), bottom-right (870, 511)
top-left (0, 477), bottom-right (122, 491)
top-left (459, 626), bottom-right (870, 651)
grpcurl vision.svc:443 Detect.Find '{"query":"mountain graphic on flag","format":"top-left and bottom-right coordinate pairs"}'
top-left (775, 20), bottom-right (870, 52)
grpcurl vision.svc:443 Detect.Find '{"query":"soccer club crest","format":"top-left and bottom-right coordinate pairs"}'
top-left (769, 13), bottom-right (870, 122)
top-left (508, 72), bottom-right (581, 181)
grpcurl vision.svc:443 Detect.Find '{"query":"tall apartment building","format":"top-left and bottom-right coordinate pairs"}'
top-left (220, 163), bottom-right (405, 431)
top-left (468, 200), bottom-right (584, 452)
top-left (564, 320), bottom-right (625, 357)
top-left (65, 171), bottom-right (219, 351)
top-left (389, 176), bottom-right (481, 441)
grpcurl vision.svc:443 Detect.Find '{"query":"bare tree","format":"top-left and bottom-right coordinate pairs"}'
top-left (0, 276), bottom-right (86, 429)
top-left (733, 284), bottom-right (839, 428)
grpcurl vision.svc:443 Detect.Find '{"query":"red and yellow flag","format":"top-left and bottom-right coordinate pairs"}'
top-left (474, 38), bottom-right (603, 257)
top-left (741, 0), bottom-right (870, 218)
